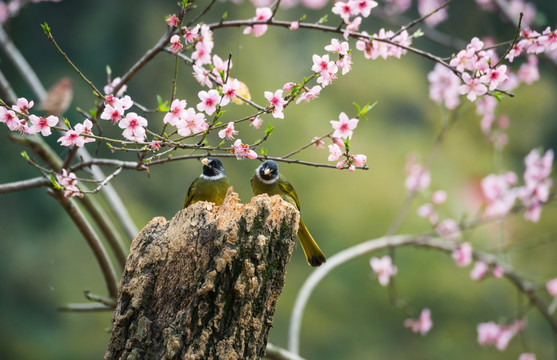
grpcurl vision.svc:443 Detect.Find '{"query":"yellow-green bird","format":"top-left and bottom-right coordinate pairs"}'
top-left (251, 160), bottom-right (326, 267)
top-left (184, 157), bottom-right (231, 208)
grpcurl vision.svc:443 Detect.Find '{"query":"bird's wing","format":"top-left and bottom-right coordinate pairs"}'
top-left (183, 179), bottom-right (197, 208)
top-left (278, 179), bottom-right (301, 211)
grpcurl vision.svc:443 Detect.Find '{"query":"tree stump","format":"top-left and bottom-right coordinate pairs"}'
top-left (104, 189), bottom-right (298, 360)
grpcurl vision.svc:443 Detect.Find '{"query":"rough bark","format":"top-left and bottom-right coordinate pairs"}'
top-left (104, 189), bottom-right (298, 360)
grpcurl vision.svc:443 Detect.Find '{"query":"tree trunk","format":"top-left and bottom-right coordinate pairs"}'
top-left (104, 189), bottom-right (298, 360)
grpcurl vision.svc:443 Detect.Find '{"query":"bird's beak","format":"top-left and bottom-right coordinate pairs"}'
top-left (201, 158), bottom-right (209, 166)
top-left (263, 168), bottom-right (271, 175)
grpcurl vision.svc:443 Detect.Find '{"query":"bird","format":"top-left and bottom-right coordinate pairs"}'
top-left (39, 77), bottom-right (74, 117)
top-left (184, 157), bottom-right (231, 208)
top-left (250, 160), bottom-right (326, 267)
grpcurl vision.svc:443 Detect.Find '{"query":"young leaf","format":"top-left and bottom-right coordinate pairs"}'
top-left (260, 148), bottom-right (268, 155)
top-left (157, 95), bottom-right (170, 112)
top-left (20, 151), bottom-right (30, 161)
top-left (41, 22), bottom-right (51, 36)
top-left (265, 123), bottom-right (275, 136)
top-left (50, 174), bottom-right (63, 190)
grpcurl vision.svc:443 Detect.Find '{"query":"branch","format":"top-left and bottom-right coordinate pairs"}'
top-left (0, 176), bottom-right (50, 194)
top-left (265, 343), bottom-right (305, 360)
top-left (48, 188), bottom-right (119, 299)
top-left (0, 25), bottom-right (47, 99)
top-left (288, 235), bottom-right (557, 354)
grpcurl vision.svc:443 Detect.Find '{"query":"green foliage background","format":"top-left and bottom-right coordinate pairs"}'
top-left (1, 0), bottom-right (556, 359)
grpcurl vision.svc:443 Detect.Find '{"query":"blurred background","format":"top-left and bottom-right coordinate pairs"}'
top-left (1, 0), bottom-right (556, 359)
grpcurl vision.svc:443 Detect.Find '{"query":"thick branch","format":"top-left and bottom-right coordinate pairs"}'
top-left (49, 189), bottom-right (119, 299)
top-left (105, 190), bottom-right (298, 360)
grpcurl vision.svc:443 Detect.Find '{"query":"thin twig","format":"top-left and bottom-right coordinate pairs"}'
top-left (48, 188), bottom-right (119, 299)
top-left (0, 176), bottom-right (50, 194)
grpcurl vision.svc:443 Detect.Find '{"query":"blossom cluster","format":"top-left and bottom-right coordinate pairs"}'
top-left (477, 318), bottom-right (526, 351)
top-left (327, 112), bottom-right (366, 171)
top-left (481, 148), bottom-right (553, 222)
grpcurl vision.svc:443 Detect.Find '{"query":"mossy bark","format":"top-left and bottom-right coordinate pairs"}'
top-left (104, 189), bottom-right (298, 360)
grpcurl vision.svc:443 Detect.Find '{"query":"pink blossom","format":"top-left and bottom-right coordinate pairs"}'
top-left (192, 41), bottom-right (212, 65)
top-left (519, 353), bottom-right (537, 360)
top-left (119, 112), bottom-right (147, 142)
top-left (517, 148), bottom-right (553, 222)
top-left (452, 242), bottom-right (472, 267)
top-left (12, 97), bottom-right (34, 114)
top-left (383, 0), bottom-right (411, 15)
top-left (405, 156), bottom-right (430, 192)
top-left (481, 172), bottom-right (518, 218)
top-left (163, 99), bottom-right (187, 126)
top-left (193, 65), bottom-right (213, 88)
top-left (283, 82), bottom-right (296, 92)
top-left (104, 77), bottom-right (127, 97)
top-left (343, 16), bottom-right (361, 40)
top-left (28, 114), bottom-right (59, 136)
top-left (369, 255), bottom-right (397, 286)
top-left (517, 55), bottom-right (539, 84)
top-left (312, 137), bottom-right (325, 148)
top-left (0, 106), bottom-right (22, 131)
top-left (56, 169), bottom-right (82, 198)
top-left (459, 72), bottom-right (487, 102)
top-left (244, 7), bottom-right (272, 37)
top-left (221, 79), bottom-right (240, 106)
top-left (57, 128), bottom-right (86, 147)
top-left (352, 154), bottom-right (367, 167)
top-left (508, 0), bottom-right (536, 27)
top-left (336, 160), bottom-right (346, 169)
top-left (232, 139), bottom-right (257, 159)
top-left (546, 278), bottom-right (557, 297)
top-left (470, 261), bottom-right (489, 280)
top-left (250, 116), bottom-right (263, 129)
top-left (296, 85), bottom-right (321, 104)
top-left (100, 104), bottom-right (124, 124)
top-left (289, 21), bottom-right (299, 30)
top-left (332, 1), bottom-right (355, 22)
top-left (150, 140), bottom-right (162, 151)
top-left (506, 43), bottom-right (523, 62)
top-left (492, 266), bottom-right (504, 278)
top-left (427, 63), bottom-right (461, 110)
top-left (481, 65), bottom-right (508, 91)
top-left (431, 190), bottom-right (447, 204)
top-left (75, 119), bottom-right (95, 144)
top-left (477, 319), bottom-right (526, 350)
top-left (312, 54), bottom-right (338, 86)
top-left (166, 14), bottom-right (179, 27)
top-left (196, 89), bottom-right (221, 115)
top-left (337, 53), bottom-right (352, 75)
top-left (404, 308), bottom-right (433, 335)
top-left (264, 89), bottom-right (286, 119)
top-left (350, 0), bottom-right (378, 18)
top-left (211, 54), bottom-right (233, 85)
top-left (183, 24), bottom-right (200, 44)
top-left (540, 27), bottom-right (557, 52)
top-left (218, 122), bottom-right (238, 140)
top-left (328, 144), bottom-right (343, 161)
top-left (330, 112), bottom-right (358, 140)
top-left (417, 203), bottom-right (437, 224)
top-left (169, 34), bottom-right (183, 53)
top-left (176, 108), bottom-right (208, 136)
top-left (436, 218), bottom-right (460, 241)
top-left (324, 38), bottom-right (349, 55)
top-left (418, 0), bottom-right (448, 27)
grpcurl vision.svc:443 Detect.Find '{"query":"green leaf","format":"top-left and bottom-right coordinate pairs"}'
top-left (219, 139), bottom-right (225, 147)
top-left (50, 174), bottom-right (63, 190)
top-left (492, 91), bottom-right (503, 103)
top-left (20, 151), bottom-right (30, 161)
top-left (222, 12), bottom-right (228, 20)
top-left (41, 22), bottom-right (51, 35)
top-left (318, 15), bottom-right (328, 24)
top-left (265, 122), bottom-right (275, 136)
top-left (412, 29), bottom-right (424, 38)
top-left (260, 148), bottom-right (268, 155)
top-left (344, 137), bottom-right (350, 149)
top-left (215, 121), bottom-right (223, 127)
top-left (300, 15), bottom-right (307, 21)
top-left (156, 95), bottom-right (169, 111)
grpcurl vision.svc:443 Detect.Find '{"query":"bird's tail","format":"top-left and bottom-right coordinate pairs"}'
top-left (298, 219), bottom-right (326, 267)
